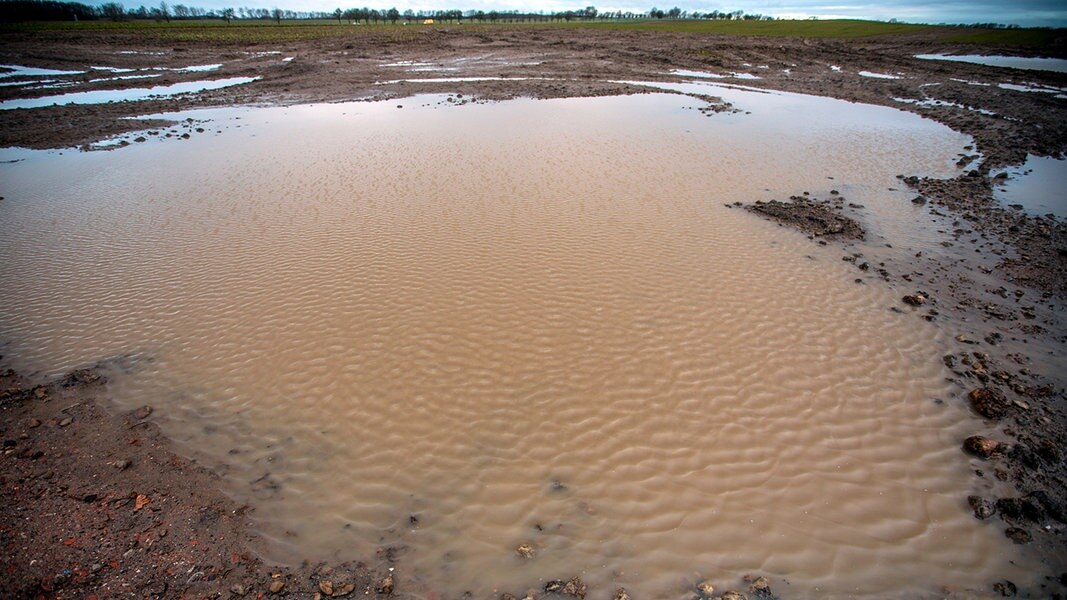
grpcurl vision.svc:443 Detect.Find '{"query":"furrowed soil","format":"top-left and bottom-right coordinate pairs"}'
top-left (1, 23), bottom-right (1065, 599)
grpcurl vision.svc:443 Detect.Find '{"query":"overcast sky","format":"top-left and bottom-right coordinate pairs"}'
top-left (147, 0), bottom-right (1067, 27)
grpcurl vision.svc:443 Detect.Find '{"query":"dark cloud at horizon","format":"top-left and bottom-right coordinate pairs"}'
top-left (119, 0), bottom-right (1067, 27)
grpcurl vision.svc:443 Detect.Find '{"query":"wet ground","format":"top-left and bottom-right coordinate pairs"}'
top-left (1, 24), bottom-right (1065, 600)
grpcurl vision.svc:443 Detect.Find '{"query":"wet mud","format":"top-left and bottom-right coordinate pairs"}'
top-left (1, 24), bottom-right (1066, 600)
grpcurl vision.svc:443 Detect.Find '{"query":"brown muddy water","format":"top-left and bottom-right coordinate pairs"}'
top-left (0, 87), bottom-right (1037, 597)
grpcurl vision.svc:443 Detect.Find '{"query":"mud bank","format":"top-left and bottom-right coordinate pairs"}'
top-left (0, 365), bottom-right (394, 599)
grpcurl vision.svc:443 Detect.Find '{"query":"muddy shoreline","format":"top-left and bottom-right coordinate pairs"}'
top-left (1, 24), bottom-right (1066, 599)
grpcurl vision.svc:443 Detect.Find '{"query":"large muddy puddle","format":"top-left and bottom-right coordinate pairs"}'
top-left (0, 87), bottom-right (1038, 597)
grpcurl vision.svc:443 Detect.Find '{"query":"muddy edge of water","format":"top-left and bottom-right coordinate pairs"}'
top-left (0, 27), bottom-right (1065, 599)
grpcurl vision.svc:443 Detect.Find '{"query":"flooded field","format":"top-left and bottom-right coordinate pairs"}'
top-left (0, 87), bottom-right (1039, 597)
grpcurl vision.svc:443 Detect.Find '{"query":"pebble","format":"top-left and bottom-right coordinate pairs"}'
top-left (613, 588), bottom-right (631, 600)
top-left (562, 577), bottom-right (587, 599)
top-left (746, 576), bottom-right (771, 596)
top-left (1005, 527), bottom-right (1032, 544)
top-left (376, 571), bottom-right (394, 595)
top-left (968, 387), bottom-right (1008, 419)
top-left (968, 495), bottom-right (996, 520)
top-left (320, 580), bottom-right (334, 596)
top-left (962, 435), bottom-right (1003, 458)
top-left (269, 579), bottom-right (285, 594)
top-left (545, 580), bottom-right (565, 594)
top-left (720, 592), bottom-right (747, 600)
top-left (697, 581), bottom-right (715, 597)
top-left (134, 405), bottom-right (153, 420)
top-left (516, 543), bottom-right (535, 559)
top-left (902, 293), bottom-right (927, 306)
top-left (58, 417), bottom-right (73, 427)
top-left (28, 418), bottom-right (41, 428)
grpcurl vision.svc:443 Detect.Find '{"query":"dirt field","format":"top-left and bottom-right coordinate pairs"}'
top-left (1, 23), bottom-right (1066, 599)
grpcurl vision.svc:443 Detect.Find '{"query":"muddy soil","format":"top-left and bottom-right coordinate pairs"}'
top-left (1, 24), bottom-right (1066, 599)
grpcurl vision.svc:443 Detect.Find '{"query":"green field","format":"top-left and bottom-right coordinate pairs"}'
top-left (1, 17), bottom-right (1063, 48)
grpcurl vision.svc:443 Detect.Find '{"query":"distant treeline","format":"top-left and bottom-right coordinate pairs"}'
top-left (0, 0), bottom-right (774, 23)
top-left (0, 0), bottom-right (1031, 27)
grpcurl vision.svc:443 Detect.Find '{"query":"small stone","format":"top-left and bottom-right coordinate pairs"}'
top-left (269, 579), bottom-right (285, 594)
top-left (376, 572), bottom-right (394, 595)
top-left (747, 576), bottom-right (771, 597)
top-left (33, 386), bottom-right (47, 399)
top-left (335, 583), bottom-right (355, 597)
top-left (134, 494), bottom-right (150, 511)
top-left (963, 435), bottom-right (1003, 458)
top-left (545, 580), bottom-right (565, 594)
top-left (320, 580), bottom-right (334, 596)
top-left (562, 577), bottom-right (586, 599)
top-left (993, 580), bottom-right (1017, 597)
top-left (968, 496), bottom-right (996, 519)
top-left (28, 418), bottom-right (41, 428)
top-left (697, 580), bottom-right (715, 597)
top-left (114, 459), bottom-right (132, 470)
top-left (90, 563), bottom-right (103, 573)
top-left (720, 592), bottom-right (747, 600)
top-left (58, 417), bottom-right (73, 427)
top-left (230, 583), bottom-right (246, 595)
top-left (911, 196), bottom-right (927, 205)
top-left (1005, 527), bottom-right (1031, 544)
top-left (969, 387), bottom-right (1008, 419)
top-left (134, 405), bottom-right (153, 420)
top-left (613, 588), bottom-right (631, 600)
top-left (902, 293), bottom-right (926, 306)
top-left (516, 543), bottom-right (535, 559)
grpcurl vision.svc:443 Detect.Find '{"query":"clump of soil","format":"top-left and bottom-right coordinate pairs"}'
top-left (746, 197), bottom-right (865, 240)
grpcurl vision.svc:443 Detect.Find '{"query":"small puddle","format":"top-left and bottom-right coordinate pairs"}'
top-left (916, 54), bottom-right (1067, 74)
top-left (997, 82), bottom-right (1066, 94)
top-left (671, 69), bottom-right (761, 80)
top-left (858, 71), bottom-right (902, 80)
top-left (0, 64), bottom-right (86, 78)
top-left (893, 96), bottom-right (997, 116)
top-left (0, 77), bottom-right (258, 110)
top-left (993, 154), bottom-right (1067, 218)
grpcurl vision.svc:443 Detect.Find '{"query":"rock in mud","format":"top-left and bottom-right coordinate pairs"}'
top-left (269, 578), bottom-right (285, 594)
top-left (902, 293), bottom-right (927, 306)
top-left (613, 588), bottom-right (631, 600)
top-left (719, 592), bottom-right (747, 600)
top-left (562, 576), bottom-right (587, 599)
top-left (962, 435), bottom-right (1004, 458)
top-left (1005, 527), bottom-right (1032, 544)
top-left (320, 580), bottom-right (334, 596)
top-left (968, 387), bottom-right (1009, 419)
top-left (745, 576), bottom-right (771, 597)
top-left (968, 495), bottom-right (997, 520)
top-left (545, 580), bottom-right (565, 594)
top-left (697, 580), bottom-right (715, 597)
top-left (516, 543), bottom-right (535, 558)
top-left (993, 580), bottom-right (1017, 597)
top-left (134, 405), bottom-right (153, 420)
top-left (746, 199), bottom-right (864, 240)
top-left (61, 368), bottom-right (100, 386)
top-left (376, 571), bottom-right (394, 595)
